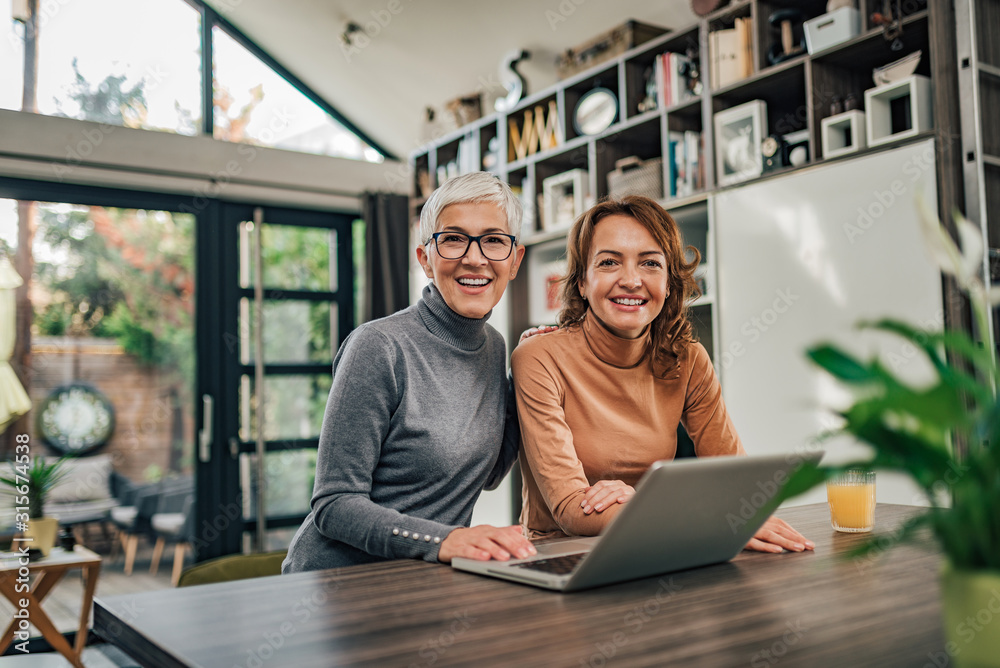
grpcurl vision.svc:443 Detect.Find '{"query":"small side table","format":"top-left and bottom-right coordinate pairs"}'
top-left (0, 545), bottom-right (102, 668)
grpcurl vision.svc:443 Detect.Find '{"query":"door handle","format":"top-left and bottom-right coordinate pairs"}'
top-left (198, 394), bottom-right (213, 463)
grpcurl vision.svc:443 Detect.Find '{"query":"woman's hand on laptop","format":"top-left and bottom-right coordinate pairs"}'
top-left (438, 525), bottom-right (537, 563)
top-left (581, 480), bottom-right (635, 515)
top-left (744, 517), bottom-right (815, 553)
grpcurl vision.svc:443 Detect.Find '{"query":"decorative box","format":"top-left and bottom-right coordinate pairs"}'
top-left (865, 75), bottom-right (933, 147)
top-left (542, 169), bottom-right (588, 231)
top-left (804, 7), bottom-right (861, 55)
top-left (607, 156), bottom-right (664, 199)
top-left (556, 20), bottom-right (668, 80)
top-left (821, 109), bottom-right (867, 158)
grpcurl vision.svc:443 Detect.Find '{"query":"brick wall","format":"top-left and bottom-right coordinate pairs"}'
top-left (27, 336), bottom-right (194, 485)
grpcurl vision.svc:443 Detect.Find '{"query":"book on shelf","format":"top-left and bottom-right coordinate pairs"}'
top-left (666, 130), bottom-right (704, 198)
top-left (436, 135), bottom-right (479, 184)
top-left (711, 18), bottom-right (752, 89)
top-left (737, 17), bottom-right (752, 79)
top-left (510, 176), bottom-right (536, 235)
top-left (657, 52), bottom-right (697, 109)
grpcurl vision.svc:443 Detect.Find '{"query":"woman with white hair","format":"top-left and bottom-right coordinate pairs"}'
top-left (284, 172), bottom-right (536, 572)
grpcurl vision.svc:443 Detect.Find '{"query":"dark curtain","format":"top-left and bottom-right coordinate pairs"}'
top-left (361, 192), bottom-right (411, 322)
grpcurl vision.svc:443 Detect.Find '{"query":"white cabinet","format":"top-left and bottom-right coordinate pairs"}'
top-left (714, 140), bottom-right (942, 506)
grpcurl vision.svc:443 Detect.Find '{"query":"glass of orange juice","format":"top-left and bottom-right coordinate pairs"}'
top-left (826, 469), bottom-right (876, 532)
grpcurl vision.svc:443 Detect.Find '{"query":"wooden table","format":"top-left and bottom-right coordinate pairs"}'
top-left (93, 504), bottom-right (947, 667)
top-left (1, 545), bottom-right (102, 668)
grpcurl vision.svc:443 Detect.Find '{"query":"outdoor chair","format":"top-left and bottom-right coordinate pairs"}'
top-left (109, 481), bottom-right (163, 574)
top-left (149, 482), bottom-right (196, 586)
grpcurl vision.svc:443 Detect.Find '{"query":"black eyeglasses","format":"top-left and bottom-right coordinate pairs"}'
top-left (429, 231), bottom-right (517, 261)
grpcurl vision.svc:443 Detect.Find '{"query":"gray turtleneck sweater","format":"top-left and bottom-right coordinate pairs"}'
top-left (282, 284), bottom-right (518, 572)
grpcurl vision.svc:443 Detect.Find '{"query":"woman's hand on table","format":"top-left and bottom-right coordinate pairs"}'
top-left (518, 325), bottom-right (558, 344)
top-left (438, 525), bottom-right (536, 563)
top-left (745, 516), bottom-right (815, 553)
top-left (581, 480), bottom-right (635, 515)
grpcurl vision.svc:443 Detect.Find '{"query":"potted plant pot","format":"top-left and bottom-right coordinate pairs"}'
top-left (778, 199), bottom-right (1000, 668)
top-left (22, 516), bottom-right (60, 557)
top-left (940, 563), bottom-right (1000, 668)
top-left (2, 456), bottom-right (70, 558)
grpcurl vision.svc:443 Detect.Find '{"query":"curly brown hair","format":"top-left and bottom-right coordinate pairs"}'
top-left (557, 196), bottom-right (702, 372)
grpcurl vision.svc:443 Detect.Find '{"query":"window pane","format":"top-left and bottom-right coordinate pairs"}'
top-left (239, 374), bottom-right (331, 442)
top-left (240, 298), bottom-right (336, 364)
top-left (2, 0), bottom-right (202, 135)
top-left (240, 450), bottom-right (317, 520)
top-left (0, 0), bottom-right (25, 111)
top-left (0, 198), bottom-right (195, 493)
top-left (212, 26), bottom-right (382, 162)
top-left (240, 222), bottom-right (337, 292)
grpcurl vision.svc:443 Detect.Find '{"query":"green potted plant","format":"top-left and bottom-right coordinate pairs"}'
top-left (1, 456), bottom-right (69, 556)
top-left (780, 198), bottom-right (999, 668)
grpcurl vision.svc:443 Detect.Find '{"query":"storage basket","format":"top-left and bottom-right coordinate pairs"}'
top-left (607, 156), bottom-right (664, 199)
top-left (804, 7), bottom-right (861, 55)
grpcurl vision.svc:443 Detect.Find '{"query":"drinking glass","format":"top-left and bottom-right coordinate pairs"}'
top-left (826, 469), bottom-right (876, 533)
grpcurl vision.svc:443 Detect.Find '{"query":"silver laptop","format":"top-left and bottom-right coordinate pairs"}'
top-left (452, 453), bottom-right (820, 592)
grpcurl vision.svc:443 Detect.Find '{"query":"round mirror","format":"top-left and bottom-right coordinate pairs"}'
top-left (573, 88), bottom-right (618, 136)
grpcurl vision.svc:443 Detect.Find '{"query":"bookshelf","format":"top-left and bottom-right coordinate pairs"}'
top-left (409, 0), bottom-right (970, 362)
top-left (955, 0), bottom-right (1000, 352)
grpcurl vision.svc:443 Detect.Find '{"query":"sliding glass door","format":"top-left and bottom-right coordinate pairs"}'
top-left (0, 178), bottom-right (357, 562)
top-left (196, 203), bottom-right (354, 559)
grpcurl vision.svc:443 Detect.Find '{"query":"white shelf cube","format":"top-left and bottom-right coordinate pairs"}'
top-left (865, 75), bottom-right (933, 147)
top-left (821, 109), bottom-right (867, 159)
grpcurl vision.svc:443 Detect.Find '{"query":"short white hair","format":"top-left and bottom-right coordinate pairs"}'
top-left (419, 172), bottom-right (522, 244)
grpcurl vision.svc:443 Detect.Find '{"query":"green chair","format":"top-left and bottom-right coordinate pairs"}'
top-left (177, 549), bottom-right (287, 587)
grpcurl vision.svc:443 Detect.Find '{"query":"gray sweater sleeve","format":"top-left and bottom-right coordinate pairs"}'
top-left (309, 326), bottom-right (458, 562)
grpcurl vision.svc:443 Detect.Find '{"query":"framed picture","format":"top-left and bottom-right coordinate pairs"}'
top-left (713, 100), bottom-right (767, 186)
top-left (541, 168), bottom-right (588, 231)
top-left (527, 240), bottom-right (569, 325)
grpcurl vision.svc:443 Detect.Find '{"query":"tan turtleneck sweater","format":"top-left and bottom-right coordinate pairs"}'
top-left (511, 311), bottom-right (745, 538)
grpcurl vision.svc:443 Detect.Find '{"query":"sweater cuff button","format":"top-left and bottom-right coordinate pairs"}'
top-left (392, 528), bottom-right (399, 536)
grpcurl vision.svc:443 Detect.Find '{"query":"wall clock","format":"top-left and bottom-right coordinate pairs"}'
top-left (573, 87), bottom-right (618, 136)
top-left (37, 383), bottom-right (115, 455)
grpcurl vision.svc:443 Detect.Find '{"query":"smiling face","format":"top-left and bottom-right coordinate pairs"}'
top-left (580, 214), bottom-right (669, 339)
top-left (416, 201), bottom-right (525, 319)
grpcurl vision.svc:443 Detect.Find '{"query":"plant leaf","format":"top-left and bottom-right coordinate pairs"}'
top-left (774, 459), bottom-right (830, 502)
top-left (807, 345), bottom-right (876, 384)
top-left (843, 511), bottom-right (933, 560)
top-left (955, 210), bottom-right (985, 286)
top-left (848, 423), bottom-right (954, 491)
top-left (989, 285), bottom-right (1000, 307)
top-left (917, 194), bottom-right (966, 287)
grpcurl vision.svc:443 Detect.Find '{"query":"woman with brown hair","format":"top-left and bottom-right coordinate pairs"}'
top-left (512, 196), bottom-right (811, 552)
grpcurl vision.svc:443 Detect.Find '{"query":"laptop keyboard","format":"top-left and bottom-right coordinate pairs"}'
top-left (511, 552), bottom-right (587, 576)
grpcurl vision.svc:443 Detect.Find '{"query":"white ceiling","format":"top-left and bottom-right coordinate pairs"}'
top-left (206, 0), bottom-right (699, 161)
